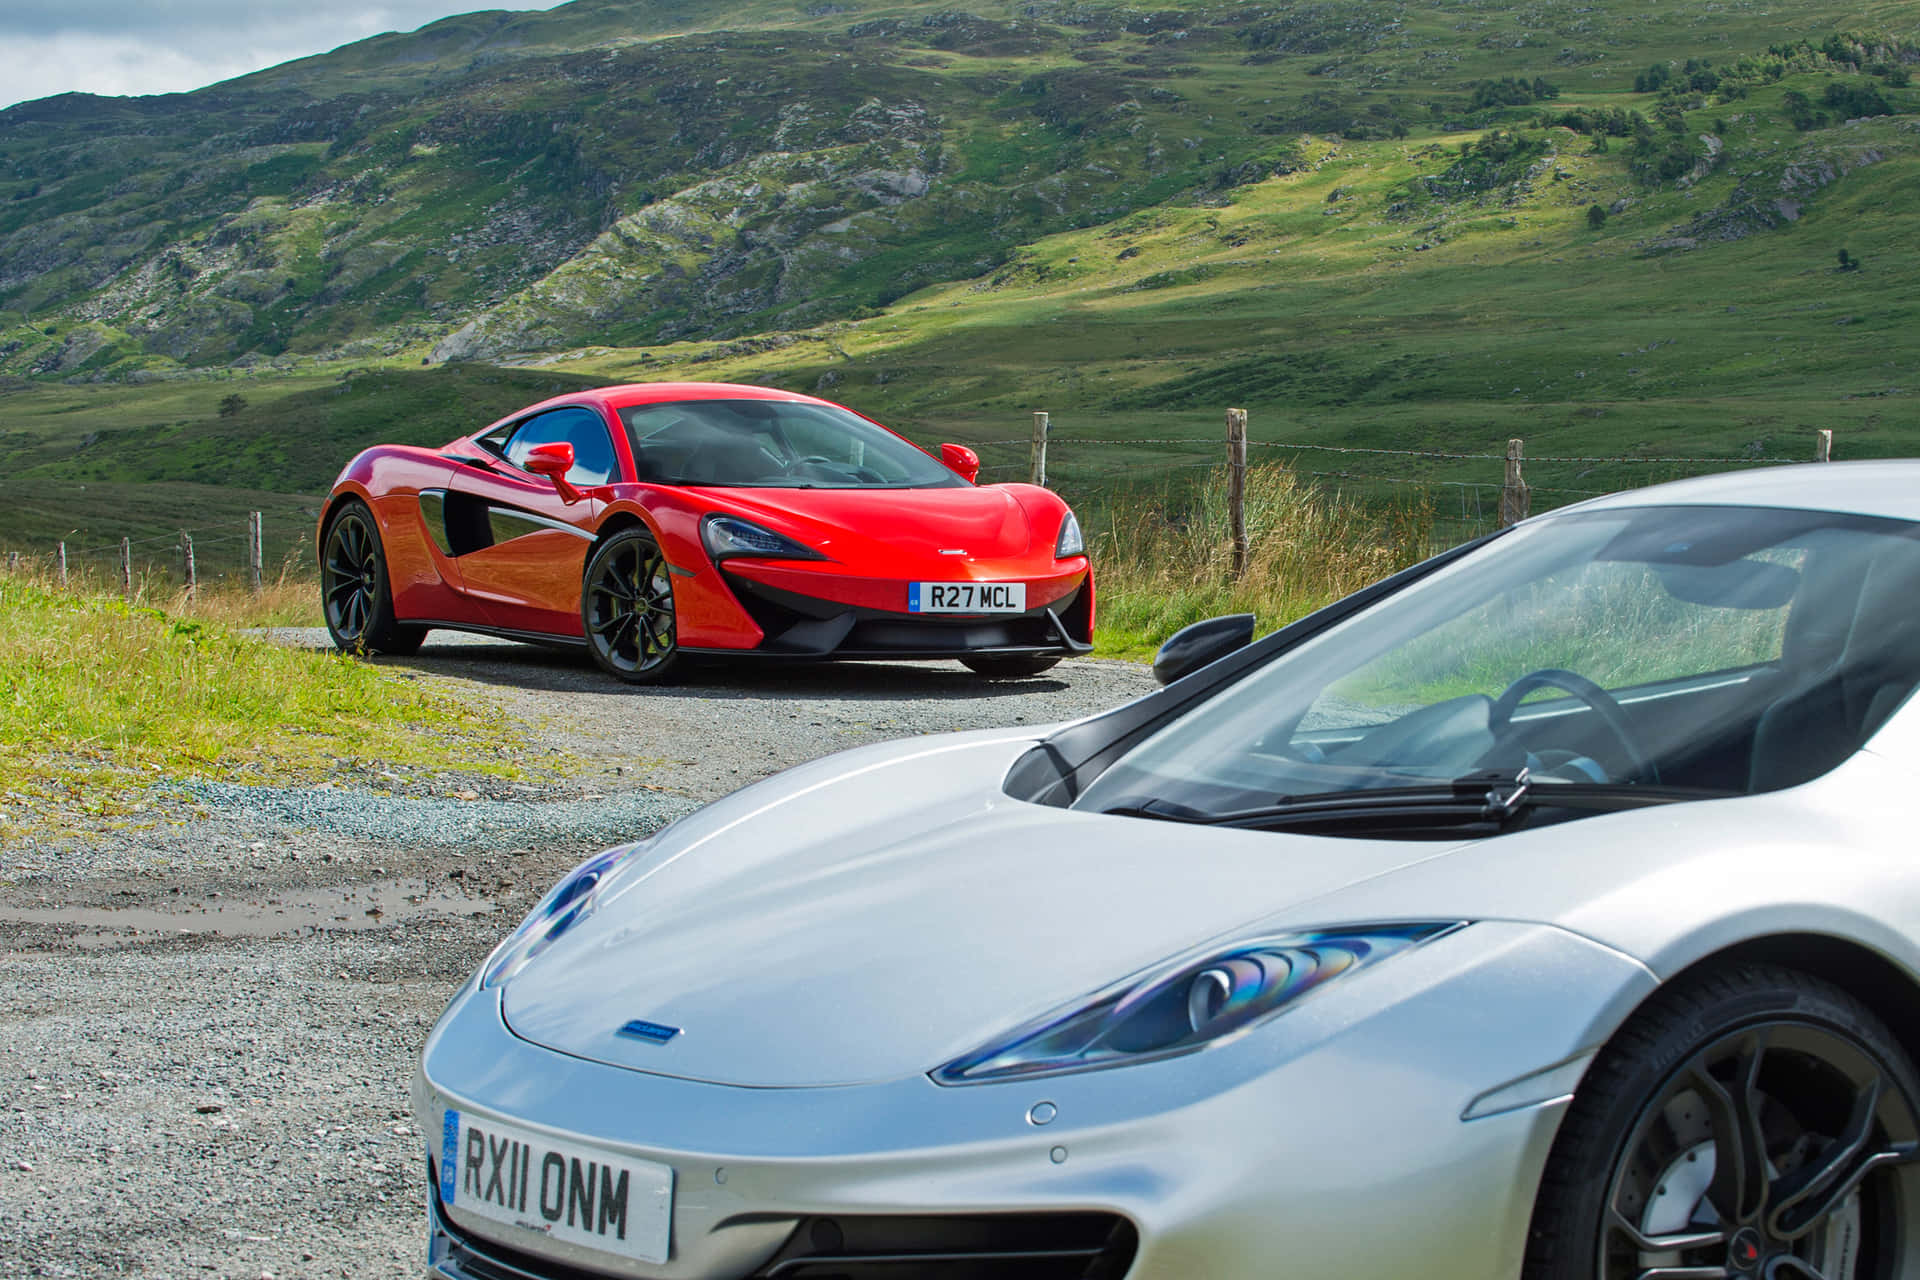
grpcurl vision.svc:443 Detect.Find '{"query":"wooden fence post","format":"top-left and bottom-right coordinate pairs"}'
top-left (181, 531), bottom-right (196, 600)
top-left (1226, 407), bottom-right (1249, 580)
top-left (248, 512), bottom-right (263, 593)
top-left (120, 537), bottom-right (132, 600)
top-left (1500, 438), bottom-right (1531, 527)
top-left (1816, 429), bottom-right (1833, 462)
top-left (57, 542), bottom-right (68, 588)
top-left (1029, 412), bottom-right (1049, 487)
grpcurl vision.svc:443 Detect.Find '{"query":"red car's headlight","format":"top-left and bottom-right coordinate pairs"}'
top-left (701, 515), bottom-right (825, 561)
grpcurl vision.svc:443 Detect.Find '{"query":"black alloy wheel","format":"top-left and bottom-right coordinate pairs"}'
top-left (583, 527), bottom-right (679, 684)
top-left (961, 654), bottom-right (1063, 679)
top-left (321, 500), bottom-right (425, 656)
top-left (1525, 966), bottom-right (1920, 1280)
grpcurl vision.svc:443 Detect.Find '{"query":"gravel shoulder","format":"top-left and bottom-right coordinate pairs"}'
top-left (0, 633), bottom-right (1155, 1279)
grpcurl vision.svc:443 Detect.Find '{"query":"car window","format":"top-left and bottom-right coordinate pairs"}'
top-left (1072, 506), bottom-right (1920, 820)
top-left (1304, 552), bottom-right (1800, 733)
top-left (502, 407), bottom-right (619, 485)
top-left (618, 399), bottom-right (960, 489)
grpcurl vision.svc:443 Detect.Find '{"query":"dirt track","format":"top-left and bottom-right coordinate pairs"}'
top-left (0, 634), bottom-right (1155, 1279)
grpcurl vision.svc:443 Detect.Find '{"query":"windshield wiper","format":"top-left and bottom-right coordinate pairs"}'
top-left (1104, 769), bottom-right (1720, 834)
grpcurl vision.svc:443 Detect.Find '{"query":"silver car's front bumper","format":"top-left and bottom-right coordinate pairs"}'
top-left (414, 921), bottom-right (1655, 1280)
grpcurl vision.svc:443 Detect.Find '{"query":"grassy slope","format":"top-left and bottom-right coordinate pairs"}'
top-left (0, 1), bottom-right (1915, 631)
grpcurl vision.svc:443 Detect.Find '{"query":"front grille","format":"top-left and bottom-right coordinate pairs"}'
top-left (431, 1163), bottom-right (1136, 1280)
top-left (747, 1213), bottom-right (1138, 1280)
top-left (722, 571), bottom-right (1085, 657)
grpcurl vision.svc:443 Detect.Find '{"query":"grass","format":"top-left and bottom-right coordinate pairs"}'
top-left (0, 569), bottom-right (537, 844)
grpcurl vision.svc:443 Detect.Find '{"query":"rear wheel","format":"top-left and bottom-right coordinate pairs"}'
top-left (961, 654), bottom-right (1062, 679)
top-left (321, 500), bottom-right (425, 656)
top-left (1524, 965), bottom-right (1920, 1280)
top-left (583, 527), bottom-right (679, 684)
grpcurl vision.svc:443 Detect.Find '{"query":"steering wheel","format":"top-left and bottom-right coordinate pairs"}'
top-left (1489, 668), bottom-right (1659, 784)
top-left (781, 455), bottom-right (839, 474)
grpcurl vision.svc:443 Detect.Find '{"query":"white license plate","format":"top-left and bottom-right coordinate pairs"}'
top-left (440, 1108), bottom-right (672, 1265)
top-left (908, 581), bottom-right (1026, 613)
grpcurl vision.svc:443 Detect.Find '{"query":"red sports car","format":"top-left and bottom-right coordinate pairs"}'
top-left (317, 382), bottom-right (1093, 682)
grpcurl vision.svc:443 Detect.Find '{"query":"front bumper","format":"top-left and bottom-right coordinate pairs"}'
top-left (694, 563), bottom-right (1093, 659)
top-left (414, 921), bottom-right (1655, 1280)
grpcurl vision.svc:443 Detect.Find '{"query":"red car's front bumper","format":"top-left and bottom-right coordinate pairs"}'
top-left (686, 558), bottom-right (1094, 659)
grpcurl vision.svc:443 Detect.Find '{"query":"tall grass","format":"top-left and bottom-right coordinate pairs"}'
top-left (1088, 464), bottom-right (1438, 659)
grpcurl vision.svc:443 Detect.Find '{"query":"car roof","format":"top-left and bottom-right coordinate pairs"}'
top-left (1548, 459), bottom-right (1920, 524)
top-left (596, 382), bottom-right (822, 410)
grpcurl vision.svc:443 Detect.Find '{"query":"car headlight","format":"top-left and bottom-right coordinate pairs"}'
top-left (480, 843), bottom-right (645, 990)
top-left (934, 923), bottom-right (1459, 1084)
top-left (1055, 510), bottom-right (1085, 558)
top-left (702, 515), bottom-right (824, 561)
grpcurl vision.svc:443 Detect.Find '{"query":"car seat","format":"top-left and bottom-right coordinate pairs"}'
top-left (1748, 542), bottom-right (1920, 791)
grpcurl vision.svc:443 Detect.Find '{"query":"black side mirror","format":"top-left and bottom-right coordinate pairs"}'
top-left (1152, 614), bottom-right (1256, 686)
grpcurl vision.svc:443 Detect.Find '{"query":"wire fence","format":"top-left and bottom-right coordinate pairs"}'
top-left (0, 421), bottom-right (1846, 593)
top-left (4, 512), bottom-right (271, 599)
top-left (962, 414), bottom-right (1839, 560)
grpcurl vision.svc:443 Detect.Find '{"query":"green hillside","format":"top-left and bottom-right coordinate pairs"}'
top-left (0, 0), bottom-right (1916, 577)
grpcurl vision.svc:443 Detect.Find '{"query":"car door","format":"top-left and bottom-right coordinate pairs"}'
top-left (444, 405), bottom-right (619, 637)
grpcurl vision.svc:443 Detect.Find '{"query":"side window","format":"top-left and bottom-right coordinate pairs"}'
top-left (504, 407), bottom-right (619, 485)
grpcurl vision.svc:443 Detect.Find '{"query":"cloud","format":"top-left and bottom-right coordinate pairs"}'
top-left (0, 3), bottom-right (565, 109)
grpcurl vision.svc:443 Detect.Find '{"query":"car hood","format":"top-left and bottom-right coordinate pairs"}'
top-left (700, 484), bottom-right (1040, 562)
top-left (500, 731), bottom-right (1467, 1088)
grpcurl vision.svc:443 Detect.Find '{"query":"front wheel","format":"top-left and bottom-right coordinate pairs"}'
top-left (582, 527), bottom-right (679, 684)
top-left (320, 499), bottom-right (425, 656)
top-left (1524, 965), bottom-right (1920, 1280)
top-left (961, 654), bottom-right (1062, 679)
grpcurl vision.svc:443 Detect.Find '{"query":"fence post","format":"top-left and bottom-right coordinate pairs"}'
top-left (1815, 429), bottom-right (1833, 462)
top-left (1029, 412), bottom-right (1049, 487)
top-left (6, 552), bottom-right (16, 573)
top-left (181, 531), bottom-right (196, 600)
top-left (57, 542), bottom-right (68, 588)
top-left (1500, 438), bottom-right (1531, 527)
top-left (1226, 407), bottom-right (1249, 580)
top-left (120, 537), bottom-right (133, 600)
top-left (248, 511), bottom-right (263, 593)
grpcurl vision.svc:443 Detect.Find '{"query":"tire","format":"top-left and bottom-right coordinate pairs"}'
top-left (320, 499), bottom-right (426, 656)
top-left (960, 654), bottom-right (1062, 679)
top-left (1524, 964), bottom-right (1920, 1280)
top-left (582, 526), bottom-right (679, 684)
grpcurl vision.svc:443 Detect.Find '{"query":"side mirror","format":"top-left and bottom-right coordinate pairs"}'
top-left (939, 443), bottom-right (981, 484)
top-left (522, 441), bottom-right (584, 504)
top-left (1152, 613), bottom-right (1256, 686)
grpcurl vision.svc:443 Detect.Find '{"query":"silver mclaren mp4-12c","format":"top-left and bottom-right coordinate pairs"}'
top-left (415, 461), bottom-right (1920, 1280)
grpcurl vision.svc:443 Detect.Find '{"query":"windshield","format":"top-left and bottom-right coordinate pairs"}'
top-left (1075, 505), bottom-right (1920, 824)
top-left (618, 399), bottom-right (962, 489)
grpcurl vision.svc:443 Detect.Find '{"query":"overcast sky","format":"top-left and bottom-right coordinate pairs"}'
top-left (0, 1), bottom-right (568, 110)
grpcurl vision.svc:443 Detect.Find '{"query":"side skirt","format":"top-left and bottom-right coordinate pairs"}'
top-left (403, 620), bottom-right (591, 651)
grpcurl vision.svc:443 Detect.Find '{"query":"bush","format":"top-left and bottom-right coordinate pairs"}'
top-left (1587, 204), bottom-right (1608, 230)
top-left (1822, 80), bottom-right (1894, 118)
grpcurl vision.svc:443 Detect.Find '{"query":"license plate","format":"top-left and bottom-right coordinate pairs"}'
top-left (440, 1108), bottom-right (672, 1265)
top-left (908, 582), bottom-right (1026, 613)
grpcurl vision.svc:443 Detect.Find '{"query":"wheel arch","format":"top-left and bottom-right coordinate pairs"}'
top-left (1650, 932), bottom-right (1920, 1071)
top-left (585, 509), bottom-right (663, 575)
top-left (317, 487), bottom-right (377, 569)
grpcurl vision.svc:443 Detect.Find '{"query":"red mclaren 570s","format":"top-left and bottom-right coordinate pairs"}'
top-left (317, 382), bottom-right (1093, 682)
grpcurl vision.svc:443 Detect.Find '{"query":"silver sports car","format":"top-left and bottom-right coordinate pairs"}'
top-left (414, 461), bottom-right (1920, 1280)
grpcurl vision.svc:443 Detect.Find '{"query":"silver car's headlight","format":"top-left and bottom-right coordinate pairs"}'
top-left (934, 923), bottom-right (1459, 1084)
top-left (479, 843), bottom-right (646, 990)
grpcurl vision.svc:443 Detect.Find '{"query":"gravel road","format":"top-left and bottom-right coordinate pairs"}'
top-left (0, 633), bottom-right (1156, 1279)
